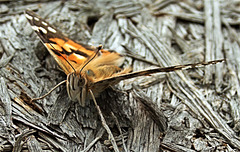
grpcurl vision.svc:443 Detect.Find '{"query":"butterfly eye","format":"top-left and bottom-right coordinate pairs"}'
top-left (77, 76), bottom-right (85, 86)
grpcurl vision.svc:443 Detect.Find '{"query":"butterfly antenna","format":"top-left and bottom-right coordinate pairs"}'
top-left (49, 43), bottom-right (76, 73)
top-left (79, 44), bottom-right (102, 73)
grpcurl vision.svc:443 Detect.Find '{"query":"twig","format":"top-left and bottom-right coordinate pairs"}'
top-left (81, 128), bottom-right (105, 152)
top-left (111, 112), bottom-right (128, 152)
top-left (13, 129), bottom-right (36, 152)
top-left (89, 89), bottom-right (119, 152)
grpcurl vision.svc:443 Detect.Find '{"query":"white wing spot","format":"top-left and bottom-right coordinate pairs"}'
top-left (25, 13), bottom-right (33, 20)
top-left (74, 53), bottom-right (85, 60)
top-left (42, 21), bottom-right (48, 26)
top-left (48, 26), bottom-right (57, 33)
top-left (34, 17), bottom-right (39, 21)
top-left (31, 25), bottom-right (39, 31)
top-left (64, 43), bottom-right (77, 51)
top-left (39, 27), bottom-right (47, 34)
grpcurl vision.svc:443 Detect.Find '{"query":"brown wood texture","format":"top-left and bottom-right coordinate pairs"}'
top-left (0, 0), bottom-right (239, 151)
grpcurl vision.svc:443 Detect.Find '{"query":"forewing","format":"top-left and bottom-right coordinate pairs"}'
top-left (93, 59), bottom-right (225, 91)
top-left (25, 10), bottom-right (111, 74)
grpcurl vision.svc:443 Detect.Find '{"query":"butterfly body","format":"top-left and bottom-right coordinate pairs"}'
top-left (25, 10), bottom-right (224, 107)
top-left (66, 52), bottom-right (131, 106)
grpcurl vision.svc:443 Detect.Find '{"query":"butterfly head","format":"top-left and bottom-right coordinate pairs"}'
top-left (66, 72), bottom-right (88, 107)
top-left (66, 45), bottom-right (103, 107)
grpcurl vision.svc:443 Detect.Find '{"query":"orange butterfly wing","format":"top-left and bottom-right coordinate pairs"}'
top-left (25, 10), bottom-right (112, 74)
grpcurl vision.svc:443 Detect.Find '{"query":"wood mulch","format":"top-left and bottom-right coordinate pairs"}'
top-left (0, 0), bottom-right (240, 151)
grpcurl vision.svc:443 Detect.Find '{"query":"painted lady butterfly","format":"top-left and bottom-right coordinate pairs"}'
top-left (25, 10), bottom-right (224, 107)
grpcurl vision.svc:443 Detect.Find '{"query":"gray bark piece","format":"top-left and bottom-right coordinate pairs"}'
top-left (212, 0), bottom-right (224, 92)
top-left (47, 87), bottom-right (72, 125)
top-left (27, 135), bottom-right (43, 152)
top-left (204, 0), bottom-right (214, 84)
top-left (0, 78), bottom-right (12, 129)
top-left (0, 77), bottom-right (14, 145)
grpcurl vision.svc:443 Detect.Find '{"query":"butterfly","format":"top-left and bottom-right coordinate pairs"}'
top-left (25, 9), bottom-right (225, 107)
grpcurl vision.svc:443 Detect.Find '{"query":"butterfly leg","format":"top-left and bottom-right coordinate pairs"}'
top-left (89, 89), bottom-right (119, 151)
top-left (31, 80), bottom-right (66, 102)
